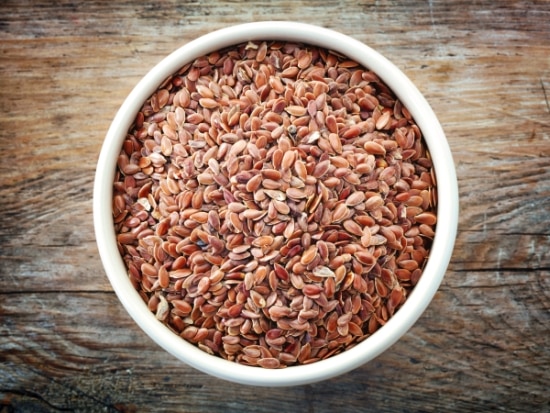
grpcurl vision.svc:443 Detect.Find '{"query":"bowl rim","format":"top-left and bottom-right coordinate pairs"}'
top-left (93, 21), bottom-right (459, 387)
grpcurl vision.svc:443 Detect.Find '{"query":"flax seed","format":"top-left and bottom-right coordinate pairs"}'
top-left (113, 40), bottom-right (437, 369)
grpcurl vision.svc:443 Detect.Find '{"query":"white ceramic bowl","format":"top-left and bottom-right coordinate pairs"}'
top-left (94, 21), bottom-right (458, 386)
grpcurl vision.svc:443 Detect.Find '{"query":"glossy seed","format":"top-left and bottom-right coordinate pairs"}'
top-left (343, 219), bottom-right (363, 237)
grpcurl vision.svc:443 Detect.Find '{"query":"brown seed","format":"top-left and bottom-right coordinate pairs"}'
top-left (414, 211), bottom-right (437, 226)
top-left (147, 295), bottom-right (160, 312)
top-left (419, 223), bottom-right (435, 238)
top-left (262, 169), bottom-right (283, 181)
top-left (141, 263), bottom-right (157, 278)
top-left (302, 284), bottom-right (323, 297)
top-left (375, 110), bottom-right (391, 130)
top-left (297, 50), bottom-right (313, 69)
top-left (285, 105), bottom-right (307, 117)
top-left (328, 133), bottom-right (342, 154)
top-left (229, 212), bottom-right (243, 232)
top-left (190, 211), bottom-right (208, 223)
top-left (312, 266), bottom-right (335, 278)
top-left (331, 203), bottom-right (350, 223)
top-left (207, 211), bottom-right (221, 232)
top-left (364, 141), bottom-right (386, 155)
top-left (242, 209), bottom-right (267, 220)
top-left (354, 250), bottom-right (376, 267)
top-left (250, 290), bottom-right (267, 308)
top-left (228, 202), bottom-right (247, 213)
top-left (343, 219), bottom-right (363, 237)
top-left (155, 295), bottom-right (169, 321)
top-left (281, 66), bottom-right (299, 78)
top-left (199, 97), bottom-right (219, 109)
top-left (172, 299), bottom-right (193, 315)
top-left (245, 174), bottom-right (263, 192)
top-left (290, 271), bottom-right (306, 289)
top-left (281, 150), bottom-right (296, 171)
top-left (158, 265), bottom-right (170, 288)
top-left (348, 321), bottom-right (363, 336)
top-left (345, 191), bottom-right (366, 207)
top-left (263, 179), bottom-right (281, 190)
top-left (272, 199), bottom-right (290, 215)
top-left (257, 357), bottom-right (281, 369)
top-left (294, 160), bottom-right (307, 181)
top-left (273, 263), bottom-right (289, 282)
top-left (117, 232), bottom-right (135, 245)
top-left (252, 235), bottom-right (274, 247)
top-left (263, 189), bottom-right (286, 201)
top-left (229, 139), bottom-right (248, 157)
top-left (365, 195), bottom-right (384, 211)
top-left (342, 125), bottom-right (361, 139)
top-left (286, 187), bottom-right (307, 200)
top-left (301, 245), bottom-right (317, 265)
top-left (399, 259), bottom-right (419, 271)
top-left (375, 277), bottom-right (389, 297)
top-left (312, 160), bottom-right (330, 178)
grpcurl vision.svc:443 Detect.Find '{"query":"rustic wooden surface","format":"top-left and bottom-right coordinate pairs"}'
top-left (1, 1), bottom-right (549, 412)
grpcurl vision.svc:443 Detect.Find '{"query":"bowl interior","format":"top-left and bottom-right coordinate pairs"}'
top-left (93, 21), bottom-right (458, 386)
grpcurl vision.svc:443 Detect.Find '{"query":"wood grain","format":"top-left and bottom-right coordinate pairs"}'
top-left (1, 0), bottom-right (549, 412)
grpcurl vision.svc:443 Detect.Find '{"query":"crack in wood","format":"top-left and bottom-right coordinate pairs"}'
top-left (541, 78), bottom-right (550, 113)
top-left (452, 267), bottom-right (550, 273)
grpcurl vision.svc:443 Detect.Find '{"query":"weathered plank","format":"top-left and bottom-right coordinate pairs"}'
top-left (1, 0), bottom-right (549, 412)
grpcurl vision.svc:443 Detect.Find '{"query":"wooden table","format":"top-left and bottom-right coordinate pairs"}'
top-left (1, 1), bottom-right (549, 412)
